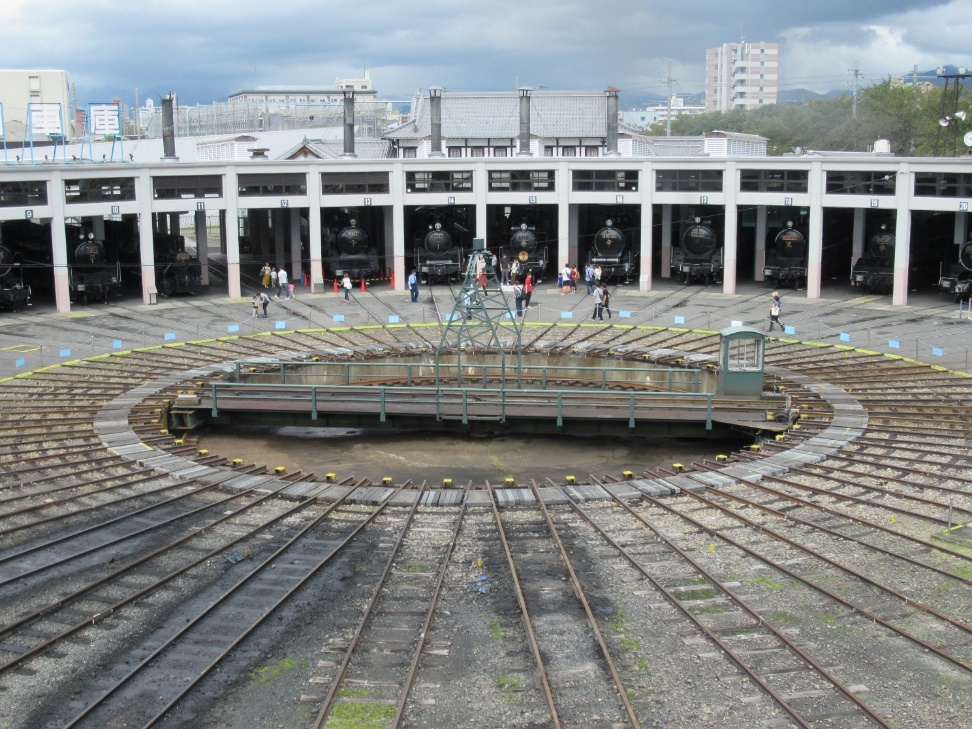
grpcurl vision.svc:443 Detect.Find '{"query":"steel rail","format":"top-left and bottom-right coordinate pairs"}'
top-left (0, 482), bottom-right (320, 675)
top-left (0, 474), bottom-right (271, 586)
top-left (311, 484), bottom-right (428, 727)
top-left (577, 481), bottom-right (887, 728)
top-left (690, 466), bottom-right (972, 583)
top-left (0, 471), bottom-right (173, 532)
top-left (488, 485), bottom-right (562, 729)
top-left (641, 473), bottom-right (972, 675)
top-left (529, 480), bottom-right (642, 729)
top-left (391, 492), bottom-right (467, 727)
top-left (694, 459), bottom-right (972, 570)
top-left (64, 492), bottom-right (385, 728)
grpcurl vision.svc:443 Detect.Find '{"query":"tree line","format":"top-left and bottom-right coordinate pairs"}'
top-left (648, 79), bottom-right (972, 157)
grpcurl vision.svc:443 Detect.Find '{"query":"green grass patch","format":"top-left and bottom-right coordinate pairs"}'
top-left (621, 637), bottom-right (641, 650)
top-left (612, 607), bottom-right (627, 633)
top-left (248, 656), bottom-right (305, 685)
top-left (498, 673), bottom-right (521, 704)
top-left (692, 603), bottom-right (729, 615)
top-left (747, 574), bottom-right (785, 590)
top-left (677, 588), bottom-right (719, 601)
top-left (488, 617), bottom-right (504, 640)
top-left (400, 564), bottom-right (429, 573)
top-left (327, 701), bottom-right (396, 728)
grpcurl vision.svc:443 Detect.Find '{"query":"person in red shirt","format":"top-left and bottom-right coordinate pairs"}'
top-left (523, 272), bottom-right (533, 309)
top-left (570, 265), bottom-right (578, 294)
top-left (478, 269), bottom-right (488, 292)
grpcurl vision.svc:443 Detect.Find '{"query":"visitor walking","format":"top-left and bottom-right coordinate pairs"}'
top-left (408, 269), bottom-right (419, 302)
top-left (768, 291), bottom-right (785, 332)
top-left (342, 273), bottom-right (352, 302)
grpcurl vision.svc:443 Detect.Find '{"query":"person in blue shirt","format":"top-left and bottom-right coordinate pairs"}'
top-left (408, 270), bottom-right (419, 302)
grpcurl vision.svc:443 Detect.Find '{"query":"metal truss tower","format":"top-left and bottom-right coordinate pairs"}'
top-left (435, 238), bottom-right (522, 388)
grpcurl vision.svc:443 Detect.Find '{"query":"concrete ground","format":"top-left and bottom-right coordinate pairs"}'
top-left (1, 277), bottom-right (971, 380)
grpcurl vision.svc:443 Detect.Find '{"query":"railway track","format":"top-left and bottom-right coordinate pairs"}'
top-left (1, 323), bottom-right (972, 726)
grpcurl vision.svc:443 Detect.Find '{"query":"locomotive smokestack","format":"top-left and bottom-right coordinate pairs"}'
top-left (342, 89), bottom-right (356, 157)
top-left (429, 87), bottom-right (445, 158)
top-left (605, 87), bottom-right (620, 157)
top-left (160, 93), bottom-right (179, 163)
top-left (517, 87), bottom-right (532, 156)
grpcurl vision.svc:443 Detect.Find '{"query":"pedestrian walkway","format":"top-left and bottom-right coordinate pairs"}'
top-left (1, 279), bottom-right (971, 380)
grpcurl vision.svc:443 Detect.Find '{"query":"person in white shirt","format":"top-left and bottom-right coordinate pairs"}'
top-left (276, 268), bottom-right (289, 299)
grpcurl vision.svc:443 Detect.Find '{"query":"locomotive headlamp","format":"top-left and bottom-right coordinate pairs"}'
top-left (695, 217), bottom-right (701, 223)
top-left (520, 223), bottom-right (528, 231)
top-left (349, 219), bottom-right (356, 226)
top-left (87, 232), bottom-right (95, 240)
top-left (434, 222), bottom-right (442, 230)
top-left (785, 220), bottom-right (793, 229)
top-left (605, 219), bottom-right (613, 227)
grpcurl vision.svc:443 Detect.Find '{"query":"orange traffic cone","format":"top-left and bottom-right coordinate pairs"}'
top-left (360, 277), bottom-right (367, 292)
top-left (389, 271), bottom-right (395, 288)
top-left (332, 278), bottom-right (338, 293)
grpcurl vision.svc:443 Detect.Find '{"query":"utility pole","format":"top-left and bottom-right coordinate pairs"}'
top-left (849, 59), bottom-right (861, 118)
top-left (658, 60), bottom-right (677, 136)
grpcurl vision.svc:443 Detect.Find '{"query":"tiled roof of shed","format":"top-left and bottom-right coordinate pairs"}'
top-left (385, 92), bottom-right (627, 140)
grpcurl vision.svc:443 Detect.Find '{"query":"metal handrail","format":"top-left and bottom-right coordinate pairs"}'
top-left (209, 381), bottom-right (716, 430)
top-left (235, 360), bottom-right (704, 392)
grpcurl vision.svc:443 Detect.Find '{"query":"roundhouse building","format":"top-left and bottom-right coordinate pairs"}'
top-left (0, 89), bottom-right (969, 313)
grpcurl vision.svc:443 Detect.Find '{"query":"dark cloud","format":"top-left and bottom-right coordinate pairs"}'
top-left (0, 0), bottom-right (967, 106)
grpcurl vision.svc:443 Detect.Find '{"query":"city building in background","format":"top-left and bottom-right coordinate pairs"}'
top-left (705, 42), bottom-right (779, 112)
top-left (0, 69), bottom-right (72, 143)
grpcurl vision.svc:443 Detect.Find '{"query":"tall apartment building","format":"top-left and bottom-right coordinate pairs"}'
top-left (0, 69), bottom-right (72, 142)
top-left (705, 42), bottom-right (778, 112)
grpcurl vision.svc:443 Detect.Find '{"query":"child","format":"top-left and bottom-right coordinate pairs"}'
top-left (251, 295), bottom-right (259, 317)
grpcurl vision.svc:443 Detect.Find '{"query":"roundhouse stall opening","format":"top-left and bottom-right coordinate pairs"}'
top-left (486, 204), bottom-right (556, 284)
top-left (671, 205), bottom-right (724, 285)
top-left (0, 225), bottom-right (31, 312)
top-left (756, 206), bottom-right (809, 290)
top-left (406, 205), bottom-right (474, 284)
top-left (320, 206), bottom-right (386, 284)
top-left (850, 210), bottom-right (908, 295)
top-left (577, 205), bottom-right (640, 285)
top-left (908, 210), bottom-right (953, 295)
top-left (920, 172), bottom-right (972, 300)
top-left (0, 218), bottom-right (55, 308)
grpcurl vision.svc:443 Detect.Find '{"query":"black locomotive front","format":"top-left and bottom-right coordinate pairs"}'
top-left (334, 220), bottom-right (380, 281)
top-left (155, 234), bottom-right (202, 296)
top-left (508, 223), bottom-right (547, 283)
top-left (939, 238), bottom-right (972, 301)
top-left (68, 228), bottom-right (122, 304)
top-left (672, 218), bottom-right (722, 284)
top-left (0, 244), bottom-right (30, 311)
top-left (763, 221), bottom-right (808, 289)
top-left (852, 225), bottom-right (894, 293)
top-left (587, 219), bottom-right (633, 284)
top-left (415, 222), bottom-right (462, 282)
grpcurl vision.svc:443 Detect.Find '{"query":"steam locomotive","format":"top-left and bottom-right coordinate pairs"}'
top-left (851, 224), bottom-right (895, 294)
top-left (0, 244), bottom-right (30, 311)
top-left (0, 220), bottom-right (121, 305)
top-left (939, 238), bottom-right (972, 301)
top-left (415, 221), bottom-right (463, 283)
top-left (672, 218), bottom-right (722, 284)
top-left (152, 234), bottom-right (202, 296)
top-left (586, 219), bottom-right (634, 284)
top-left (329, 219), bottom-right (380, 281)
top-left (507, 223), bottom-right (548, 283)
top-left (763, 221), bottom-right (807, 289)
top-left (65, 225), bottom-right (123, 304)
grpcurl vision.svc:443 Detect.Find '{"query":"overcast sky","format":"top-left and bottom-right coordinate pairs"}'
top-left (2, 0), bottom-right (970, 108)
